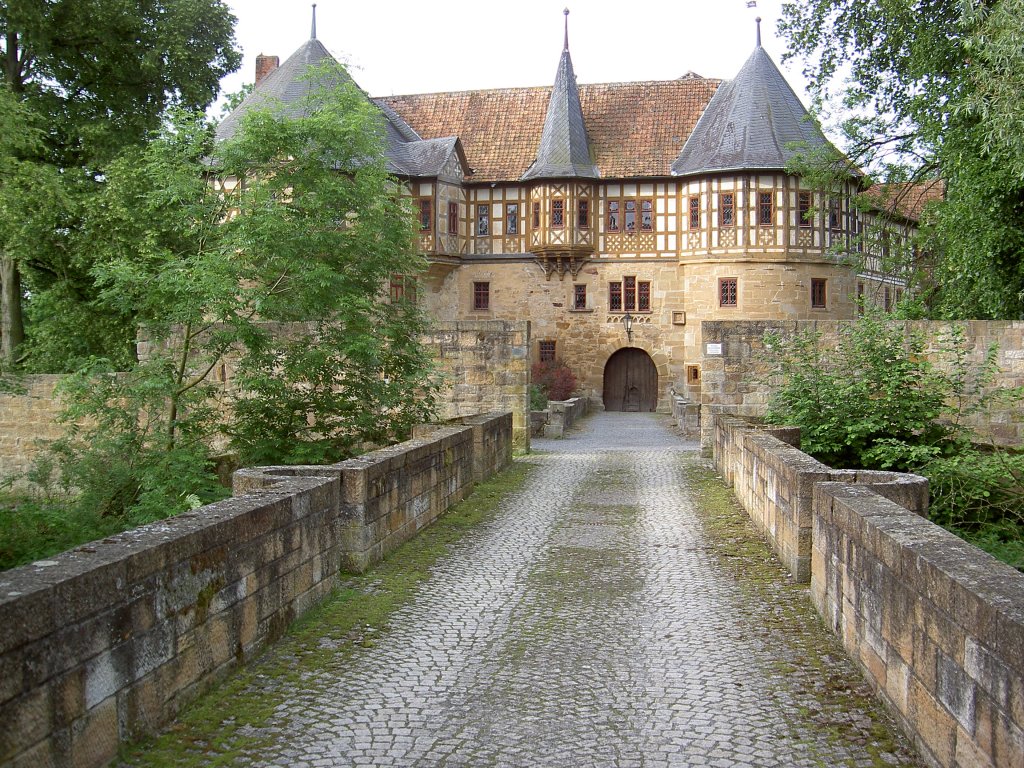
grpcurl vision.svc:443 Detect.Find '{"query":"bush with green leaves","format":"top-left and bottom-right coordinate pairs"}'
top-left (36, 62), bottom-right (437, 521)
top-left (763, 313), bottom-right (1024, 569)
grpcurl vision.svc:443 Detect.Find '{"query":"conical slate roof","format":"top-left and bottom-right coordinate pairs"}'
top-left (215, 35), bottom-right (464, 179)
top-left (216, 38), bottom-right (341, 142)
top-left (671, 42), bottom-right (828, 177)
top-left (521, 20), bottom-right (598, 181)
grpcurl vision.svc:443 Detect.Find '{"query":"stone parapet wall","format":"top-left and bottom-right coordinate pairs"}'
top-left (0, 376), bottom-right (67, 484)
top-left (713, 415), bottom-right (928, 583)
top-left (700, 320), bottom-right (1024, 449)
top-left (0, 412), bottom-right (512, 768)
top-left (714, 413), bottom-right (1023, 768)
top-left (814, 482), bottom-right (1024, 768)
top-left (423, 321), bottom-right (531, 452)
top-left (542, 397), bottom-right (590, 438)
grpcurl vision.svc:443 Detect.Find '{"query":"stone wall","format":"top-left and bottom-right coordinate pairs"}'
top-left (714, 415), bottom-right (928, 582)
top-left (0, 413), bottom-right (512, 768)
top-left (0, 376), bottom-right (66, 483)
top-left (541, 396), bottom-right (591, 438)
top-left (714, 414), bottom-right (1024, 768)
top-left (424, 320), bottom-right (531, 451)
top-left (700, 320), bottom-right (1024, 449)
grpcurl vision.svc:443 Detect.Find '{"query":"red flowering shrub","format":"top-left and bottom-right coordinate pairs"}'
top-left (531, 360), bottom-right (578, 401)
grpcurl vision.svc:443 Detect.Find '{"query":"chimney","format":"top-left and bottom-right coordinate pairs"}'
top-left (255, 54), bottom-right (279, 85)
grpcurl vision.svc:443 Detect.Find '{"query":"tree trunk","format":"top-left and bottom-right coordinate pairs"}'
top-left (1, 254), bottom-right (25, 363)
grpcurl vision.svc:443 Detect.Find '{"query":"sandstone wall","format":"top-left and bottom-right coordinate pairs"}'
top-left (0, 376), bottom-right (67, 484)
top-left (701, 320), bottom-right (1024, 449)
top-left (424, 320), bottom-right (531, 451)
top-left (714, 414), bottom-right (1024, 768)
top-left (0, 413), bottom-right (512, 768)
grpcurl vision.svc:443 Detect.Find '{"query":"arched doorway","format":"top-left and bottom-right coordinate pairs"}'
top-left (603, 348), bottom-right (658, 412)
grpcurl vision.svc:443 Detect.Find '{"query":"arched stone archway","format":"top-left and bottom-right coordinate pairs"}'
top-left (603, 348), bottom-right (658, 412)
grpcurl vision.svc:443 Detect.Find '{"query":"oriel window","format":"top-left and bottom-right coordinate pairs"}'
top-left (689, 196), bottom-right (700, 229)
top-left (720, 193), bottom-right (735, 227)
top-left (551, 199), bottom-right (564, 228)
top-left (758, 192), bottom-right (773, 226)
top-left (448, 201), bottom-right (458, 234)
top-left (419, 199), bottom-right (432, 231)
top-left (798, 191), bottom-right (812, 228)
top-left (578, 200), bottom-right (589, 229)
top-left (532, 202), bottom-right (541, 229)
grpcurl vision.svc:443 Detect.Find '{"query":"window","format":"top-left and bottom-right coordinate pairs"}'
top-left (532, 201), bottom-right (541, 229)
top-left (719, 277), bottom-right (738, 307)
top-left (448, 201), bottom-right (458, 234)
top-left (640, 200), bottom-right (653, 231)
top-left (829, 199), bottom-right (841, 231)
top-left (884, 286), bottom-right (892, 311)
top-left (506, 203), bottom-right (519, 235)
top-left (578, 200), bottom-right (589, 229)
top-left (419, 199), bottom-right (432, 231)
top-left (573, 284), bottom-right (587, 310)
top-left (689, 196), bottom-right (700, 229)
top-left (638, 280), bottom-right (651, 311)
top-left (609, 281), bottom-right (622, 311)
top-left (477, 204), bottom-right (489, 236)
top-left (390, 275), bottom-right (417, 304)
top-left (686, 365), bottom-right (701, 384)
top-left (811, 278), bottom-right (827, 309)
top-left (720, 193), bottom-right (734, 227)
top-left (607, 201), bottom-right (620, 232)
top-left (609, 276), bottom-right (651, 312)
top-left (624, 200), bottom-right (637, 232)
top-left (798, 191), bottom-right (812, 229)
top-left (758, 192), bottom-right (773, 226)
top-left (551, 199), bottom-right (564, 228)
top-left (473, 281), bottom-right (490, 311)
top-left (857, 281), bottom-right (865, 315)
top-left (539, 340), bottom-right (556, 363)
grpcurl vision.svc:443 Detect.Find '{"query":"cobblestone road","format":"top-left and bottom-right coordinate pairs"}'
top-left (148, 413), bottom-right (924, 767)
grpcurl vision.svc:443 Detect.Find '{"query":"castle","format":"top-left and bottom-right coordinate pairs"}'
top-left (218, 12), bottom-right (936, 413)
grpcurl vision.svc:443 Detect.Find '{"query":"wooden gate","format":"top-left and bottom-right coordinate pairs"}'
top-left (603, 348), bottom-right (658, 412)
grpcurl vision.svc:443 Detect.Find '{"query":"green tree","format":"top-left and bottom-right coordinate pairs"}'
top-left (0, 0), bottom-right (241, 364)
top-left (55, 65), bottom-right (437, 518)
top-left (780, 0), bottom-right (1024, 318)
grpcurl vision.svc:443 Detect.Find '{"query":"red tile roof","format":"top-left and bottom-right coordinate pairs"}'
top-left (378, 78), bottom-right (721, 183)
top-left (864, 179), bottom-right (945, 222)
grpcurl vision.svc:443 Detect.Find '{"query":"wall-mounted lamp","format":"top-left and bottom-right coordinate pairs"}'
top-left (622, 312), bottom-right (634, 343)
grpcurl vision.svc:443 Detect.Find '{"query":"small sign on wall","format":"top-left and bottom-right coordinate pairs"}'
top-left (706, 343), bottom-right (723, 356)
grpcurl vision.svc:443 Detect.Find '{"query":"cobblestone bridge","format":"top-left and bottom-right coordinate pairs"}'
top-left (127, 412), bottom-right (923, 768)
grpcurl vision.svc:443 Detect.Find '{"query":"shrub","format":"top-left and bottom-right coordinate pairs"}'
top-left (529, 384), bottom-right (548, 411)
top-left (531, 360), bottom-right (577, 401)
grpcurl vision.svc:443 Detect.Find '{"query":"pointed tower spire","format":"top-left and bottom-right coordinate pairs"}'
top-left (311, 3), bottom-right (318, 40)
top-left (756, 16), bottom-right (762, 47)
top-left (521, 9), bottom-right (598, 181)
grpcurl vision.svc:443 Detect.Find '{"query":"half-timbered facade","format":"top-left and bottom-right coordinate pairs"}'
top-left (220, 15), bottom-right (927, 413)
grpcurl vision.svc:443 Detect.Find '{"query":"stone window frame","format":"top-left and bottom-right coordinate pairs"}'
top-left (473, 281), bottom-right (490, 311)
top-left (539, 339), bottom-right (556, 363)
top-left (719, 277), bottom-right (738, 307)
top-left (573, 283), bottom-right (587, 310)
top-left (811, 278), bottom-right (827, 309)
top-left (609, 275), bottom-right (652, 313)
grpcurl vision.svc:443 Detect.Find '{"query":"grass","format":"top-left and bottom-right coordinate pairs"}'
top-left (118, 458), bottom-right (536, 766)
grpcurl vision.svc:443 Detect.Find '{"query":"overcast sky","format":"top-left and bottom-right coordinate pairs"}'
top-left (219, 0), bottom-right (812, 102)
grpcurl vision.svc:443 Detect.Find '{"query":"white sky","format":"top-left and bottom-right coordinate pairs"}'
top-left (219, 0), bottom-right (811, 102)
